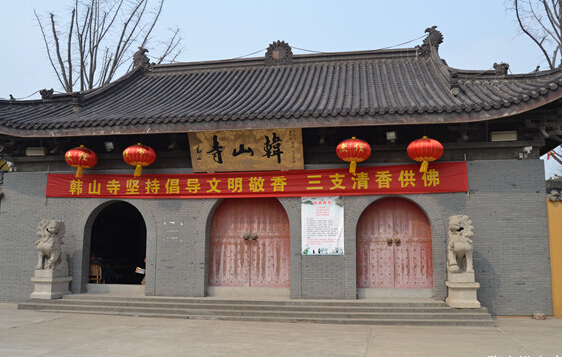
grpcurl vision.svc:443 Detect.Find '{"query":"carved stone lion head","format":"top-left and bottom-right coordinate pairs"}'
top-left (448, 215), bottom-right (474, 239)
top-left (36, 219), bottom-right (65, 243)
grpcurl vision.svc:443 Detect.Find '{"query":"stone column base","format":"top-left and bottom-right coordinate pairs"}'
top-left (30, 270), bottom-right (72, 300)
top-left (445, 281), bottom-right (481, 308)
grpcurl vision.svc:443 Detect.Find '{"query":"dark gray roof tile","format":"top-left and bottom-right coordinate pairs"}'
top-left (3, 45), bottom-right (562, 137)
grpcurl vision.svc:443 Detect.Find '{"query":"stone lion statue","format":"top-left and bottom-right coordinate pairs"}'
top-left (447, 215), bottom-right (474, 274)
top-left (35, 219), bottom-right (66, 272)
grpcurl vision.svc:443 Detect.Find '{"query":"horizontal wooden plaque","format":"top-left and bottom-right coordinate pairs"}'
top-left (188, 129), bottom-right (304, 173)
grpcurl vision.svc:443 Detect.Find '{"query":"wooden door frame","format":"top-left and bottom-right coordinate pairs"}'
top-left (356, 197), bottom-right (433, 289)
top-left (202, 195), bottom-right (446, 300)
top-left (207, 197), bottom-right (291, 290)
top-left (351, 195), bottom-right (446, 300)
top-left (80, 199), bottom-right (155, 295)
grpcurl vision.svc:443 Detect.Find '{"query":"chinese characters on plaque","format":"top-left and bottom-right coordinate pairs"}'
top-left (188, 129), bottom-right (304, 173)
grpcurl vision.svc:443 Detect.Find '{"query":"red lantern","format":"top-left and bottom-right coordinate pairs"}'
top-left (123, 143), bottom-right (156, 177)
top-left (407, 136), bottom-right (443, 173)
top-left (336, 137), bottom-right (371, 173)
top-left (65, 145), bottom-right (98, 178)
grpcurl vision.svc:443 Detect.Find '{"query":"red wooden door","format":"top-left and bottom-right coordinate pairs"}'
top-left (209, 198), bottom-right (290, 287)
top-left (356, 198), bottom-right (433, 288)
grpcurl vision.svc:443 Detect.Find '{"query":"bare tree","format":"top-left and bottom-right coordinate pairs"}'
top-left (509, 0), bottom-right (562, 70)
top-left (35, 0), bottom-right (183, 93)
top-left (548, 149), bottom-right (562, 164)
top-left (507, 2), bottom-right (562, 170)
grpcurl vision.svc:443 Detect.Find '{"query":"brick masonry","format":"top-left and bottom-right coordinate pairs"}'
top-left (0, 159), bottom-right (552, 315)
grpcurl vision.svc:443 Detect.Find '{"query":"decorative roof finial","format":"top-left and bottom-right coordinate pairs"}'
top-left (133, 47), bottom-right (152, 70)
top-left (40, 89), bottom-right (54, 100)
top-left (416, 26), bottom-right (444, 57)
top-left (493, 62), bottom-right (509, 76)
top-left (265, 41), bottom-right (293, 66)
top-left (72, 93), bottom-right (85, 113)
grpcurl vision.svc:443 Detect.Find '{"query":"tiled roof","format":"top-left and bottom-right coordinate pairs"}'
top-left (2, 37), bottom-right (562, 137)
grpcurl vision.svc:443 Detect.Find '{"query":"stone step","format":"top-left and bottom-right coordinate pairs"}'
top-left (63, 294), bottom-right (449, 307)
top-left (18, 295), bottom-right (495, 327)
top-left (20, 308), bottom-right (496, 327)
top-left (20, 297), bottom-right (485, 315)
top-left (18, 300), bottom-right (492, 320)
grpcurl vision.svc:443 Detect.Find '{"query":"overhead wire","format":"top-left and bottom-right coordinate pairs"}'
top-left (230, 48), bottom-right (268, 60)
top-left (225, 33), bottom-right (428, 60)
top-left (1, 89), bottom-right (67, 101)
top-left (3, 33), bottom-right (429, 99)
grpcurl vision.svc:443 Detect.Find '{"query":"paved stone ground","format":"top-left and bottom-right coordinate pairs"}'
top-left (1, 303), bottom-right (561, 357)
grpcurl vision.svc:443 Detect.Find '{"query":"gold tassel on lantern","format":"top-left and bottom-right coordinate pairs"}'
top-left (420, 160), bottom-right (429, 173)
top-left (75, 166), bottom-right (84, 178)
top-left (134, 165), bottom-right (143, 177)
top-left (349, 161), bottom-right (357, 174)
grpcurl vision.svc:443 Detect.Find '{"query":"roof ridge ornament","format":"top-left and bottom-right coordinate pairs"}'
top-left (133, 47), bottom-right (153, 71)
top-left (265, 41), bottom-right (293, 66)
top-left (40, 89), bottom-right (54, 101)
top-left (72, 93), bottom-right (85, 113)
top-left (493, 62), bottom-right (509, 76)
top-left (416, 26), bottom-right (444, 57)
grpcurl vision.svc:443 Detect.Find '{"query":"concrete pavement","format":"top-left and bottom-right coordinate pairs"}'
top-left (1, 302), bottom-right (561, 357)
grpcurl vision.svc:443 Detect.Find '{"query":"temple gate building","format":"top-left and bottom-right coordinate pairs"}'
top-left (0, 27), bottom-right (558, 315)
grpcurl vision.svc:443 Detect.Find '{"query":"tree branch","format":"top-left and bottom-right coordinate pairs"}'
top-left (34, 10), bottom-right (67, 91)
top-left (549, 150), bottom-right (562, 165)
top-left (156, 27), bottom-right (182, 64)
top-left (67, 9), bottom-right (75, 93)
top-left (140, 0), bottom-right (164, 48)
top-left (515, 0), bottom-right (555, 69)
top-left (36, 0), bottom-right (184, 92)
top-left (49, 13), bottom-right (72, 92)
top-left (105, 0), bottom-right (148, 83)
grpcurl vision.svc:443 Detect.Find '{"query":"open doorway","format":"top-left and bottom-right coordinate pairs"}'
top-left (90, 201), bottom-right (146, 284)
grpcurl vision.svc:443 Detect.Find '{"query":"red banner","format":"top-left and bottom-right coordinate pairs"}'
top-left (46, 162), bottom-right (468, 199)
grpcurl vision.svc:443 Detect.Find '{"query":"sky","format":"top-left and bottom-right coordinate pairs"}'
top-left (0, 0), bottom-right (560, 177)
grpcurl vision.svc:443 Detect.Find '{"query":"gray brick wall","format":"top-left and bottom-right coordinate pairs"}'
top-left (0, 173), bottom-right (63, 301)
top-left (0, 158), bottom-right (553, 315)
top-left (300, 256), bottom-right (347, 298)
top-left (462, 160), bottom-right (552, 315)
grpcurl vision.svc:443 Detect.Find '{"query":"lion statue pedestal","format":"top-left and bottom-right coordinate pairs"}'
top-left (30, 220), bottom-right (72, 299)
top-left (445, 215), bottom-right (481, 309)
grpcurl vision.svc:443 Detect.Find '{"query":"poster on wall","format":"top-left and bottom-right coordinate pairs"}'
top-left (301, 196), bottom-right (344, 255)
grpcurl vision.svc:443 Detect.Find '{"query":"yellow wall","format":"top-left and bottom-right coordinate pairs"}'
top-left (547, 198), bottom-right (562, 318)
